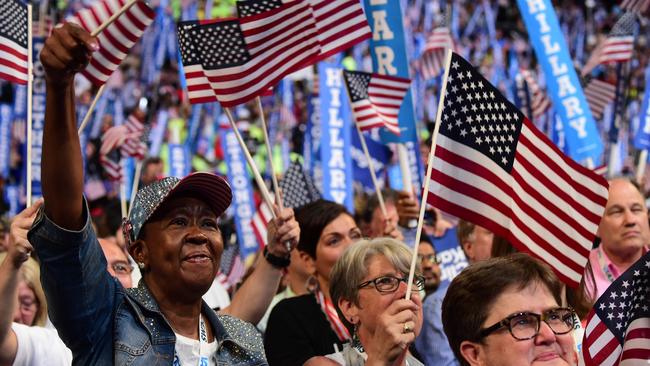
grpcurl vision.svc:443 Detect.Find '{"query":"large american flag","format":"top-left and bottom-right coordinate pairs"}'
top-left (584, 78), bottom-right (617, 121)
top-left (583, 251), bottom-right (650, 366)
top-left (66, 0), bottom-right (154, 86)
top-left (419, 26), bottom-right (454, 80)
top-left (582, 12), bottom-right (636, 76)
top-left (517, 69), bottom-right (550, 122)
top-left (426, 53), bottom-right (609, 288)
top-left (343, 70), bottom-right (410, 136)
top-left (178, 0), bottom-right (320, 106)
top-left (0, 0), bottom-right (29, 85)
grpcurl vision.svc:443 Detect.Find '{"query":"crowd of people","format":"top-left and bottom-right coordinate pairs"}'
top-left (1, 0), bottom-right (650, 366)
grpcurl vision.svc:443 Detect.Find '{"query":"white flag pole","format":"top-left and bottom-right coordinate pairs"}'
top-left (256, 97), bottom-right (283, 208)
top-left (405, 49), bottom-right (453, 301)
top-left (128, 159), bottom-right (143, 217)
top-left (637, 149), bottom-right (647, 184)
top-left (90, 0), bottom-right (138, 37)
top-left (78, 84), bottom-right (106, 135)
top-left (224, 107), bottom-right (277, 220)
top-left (26, 3), bottom-right (33, 207)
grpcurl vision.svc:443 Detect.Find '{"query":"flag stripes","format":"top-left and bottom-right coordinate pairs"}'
top-left (67, 0), bottom-right (154, 86)
top-left (420, 27), bottom-right (454, 80)
top-left (584, 79), bottom-right (617, 120)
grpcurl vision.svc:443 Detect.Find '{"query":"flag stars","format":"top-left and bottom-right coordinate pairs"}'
top-left (460, 129), bottom-right (467, 137)
top-left (476, 137), bottom-right (483, 144)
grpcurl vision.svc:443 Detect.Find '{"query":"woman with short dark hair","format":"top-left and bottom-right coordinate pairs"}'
top-left (442, 253), bottom-right (578, 366)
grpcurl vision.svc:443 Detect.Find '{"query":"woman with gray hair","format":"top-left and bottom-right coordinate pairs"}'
top-left (306, 238), bottom-right (425, 366)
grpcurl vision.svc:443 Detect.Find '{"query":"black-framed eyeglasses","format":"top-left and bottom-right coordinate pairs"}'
top-left (357, 275), bottom-right (425, 293)
top-left (479, 307), bottom-right (576, 340)
top-left (417, 254), bottom-right (441, 264)
top-left (112, 262), bottom-right (134, 275)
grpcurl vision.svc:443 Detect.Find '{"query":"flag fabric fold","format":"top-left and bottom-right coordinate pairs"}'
top-left (426, 52), bottom-right (609, 288)
top-left (583, 251), bottom-right (650, 366)
top-left (343, 70), bottom-right (410, 136)
top-left (419, 26), bottom-right (454, 80)
top-left (178, 0), bottom-right (321, 106)
top-left (67, 0), bottom-right (155, 86)
top-left (518, 69), bottom-right (551, 121)
top-left (582, 12), bottom-right (636, 76)
top-left (0, 0), bottom-right (29, 85)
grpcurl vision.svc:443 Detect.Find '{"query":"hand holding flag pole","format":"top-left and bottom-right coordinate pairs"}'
top-left (404, 49), bottom-right (452, 301)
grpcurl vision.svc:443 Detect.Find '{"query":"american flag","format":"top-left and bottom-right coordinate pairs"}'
top-left (120, 112), bottom-right (147, 160)
top-left (178, 0), bottom-right (321, 107)
top-left (100, 124), bottom-right (127, 181)
top-left (583, 251), bottom-right (650, 366)
top-left (0, 0), bottom-right (29, 85)
top-left (251, 161), bottom-right (321, 245)
top-left (237, 0), bottom-right (371, 62)
top-left (620, 0), bottom-right (650, 14)
top-left (419, 26), bottom-right (454, 80)
top-left (582, 12), bottom-right (636, 76)
top-left (343, 70), bottom-right (410, 136)
top-left (426, 53), bottom-right (609, 288)
top-left (584, 78), bottom-right (617, 121)
top-left (66, 0), bottom-right (155, 86)
top-left (517, 69), bottom-right (551, 122)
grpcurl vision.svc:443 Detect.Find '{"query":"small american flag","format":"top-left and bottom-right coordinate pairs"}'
top-left (582, 12), bottom-right (637, 76)
top-left (518, 69), bottom-right (550, 122)
top-left (583, 251), bottom-right (650, 366)
top-left (427, 53), bottom-right (609, 288)
top-left (419, 26), bottom-right (454, 80)
top-left (178, 0), bottom-right (320, 107)
top-left (67, 0), bottom-right (155, 86)
top-left (343, 69), bottom-right (410, 136)
top-left (584, 78), bottom-right (617, 121)
top-left (0, 0), bottom-right (29, 85)
top-left (251, 200), bottom-right (273, 247)
top-left (120, 112), bottom-right (147, 160)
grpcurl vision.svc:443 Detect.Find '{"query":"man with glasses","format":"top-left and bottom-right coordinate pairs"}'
top-left (441, 254), bottom-right (577, 366)
top-left (417, 236), bottom-right (441, 298)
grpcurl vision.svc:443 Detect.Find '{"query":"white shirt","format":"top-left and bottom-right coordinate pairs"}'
top-left (174, 332), bottom-right (218, 366)
top-left (11, 322), bottom-right (72, 366)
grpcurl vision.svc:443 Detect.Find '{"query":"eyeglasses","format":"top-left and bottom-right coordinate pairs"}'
top-left (479, 307), bottom-right (576, 340)
top-left (417, 254), bottom-right (441, 264)
top-left (358, 275), bottom-right (425, 293)
top-left (112, 262), bottom-right (134, 275)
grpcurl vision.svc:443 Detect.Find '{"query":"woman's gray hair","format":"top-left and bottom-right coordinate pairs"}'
top-left (329, 237), bottom-right (417, 331)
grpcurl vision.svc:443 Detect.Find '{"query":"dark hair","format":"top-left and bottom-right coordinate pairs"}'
top-left (360, 189), bottom-right (398, 224)
top-left (490, 235), bottom-right (516, 258)
top-left (419, 234), bottom-right (436, 254)
top-left (441, 253), bottom-right (562, 366)
top-left (295, 199), bottom-right (351, 259)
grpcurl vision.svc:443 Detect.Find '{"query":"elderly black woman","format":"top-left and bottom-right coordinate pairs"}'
top-left (442, 254), bottom-right (578, 366)
top-left (305, 237), bottom-right (424, 366)
top-left (29, 22), bottom-right (300, 365)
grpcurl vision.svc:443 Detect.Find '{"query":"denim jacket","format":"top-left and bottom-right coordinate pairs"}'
top-left (28, 201), bottom-right (267, 366)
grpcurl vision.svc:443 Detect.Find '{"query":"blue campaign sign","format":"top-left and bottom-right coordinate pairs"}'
top-left (319, 62), bottom-right (353, 212)
top-left (168, 144), bottom-right (191, 178)
top-left (0, 104), bottom-right (12, 178)
top-left (517, 0), bottom-right (603, 164)
top-left (28, 37), bottom-right (46, 201)
top-left (362, 0), bottom-right (423, 189)
top-left (634, 66), bottom-right (650, 150)
top-left (351, 129), bottom-right (392, 192)
top-left (220, 128), bottom-right (259, 264)
top-left (12, 85), bottom-right (27, 119)
top-left (430, 227), bottom-right (468, 289)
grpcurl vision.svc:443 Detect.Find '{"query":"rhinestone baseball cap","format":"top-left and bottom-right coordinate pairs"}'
top-left (123, 172), bottom-right (232, 245)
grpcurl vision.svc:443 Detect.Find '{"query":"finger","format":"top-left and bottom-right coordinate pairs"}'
top-left (20, 198), bottom-right (44, 218)
top-left (63, 22), bottom-right (99, 52)
top-left (278, 207), bottom-right (294, 221)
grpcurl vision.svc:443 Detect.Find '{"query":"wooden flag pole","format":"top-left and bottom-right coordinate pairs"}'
top-left (90, 0), bottom-right (139, 37)
top-left (78, 84), bottom-right (106, 135)
top-left (120, 173), bottom-right (128, 219)
top-left (256, 97), bottom-right (283, 208)
top-left (405, 49), bottom-right (453, 301)
top-left (224, 107), bottom-right (277, 220)
top-left (26, 4), bottom-right (33, 207)
top-left (397, 143), bottom-right (416, 228)
top-left (637, 149), bottom-right (647, 184)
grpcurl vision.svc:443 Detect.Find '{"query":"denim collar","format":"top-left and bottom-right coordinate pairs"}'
top-left (126, 280), bottom-right (235, 346)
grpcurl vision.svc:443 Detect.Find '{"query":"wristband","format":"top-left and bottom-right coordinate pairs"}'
top-left (263, 246), bottom-right (291, 269)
